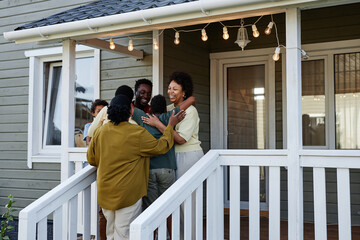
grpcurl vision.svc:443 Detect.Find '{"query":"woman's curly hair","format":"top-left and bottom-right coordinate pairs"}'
top-left (107, 95), bottom-right (131, 125)
top-left (169, 72), bottom-right (193, 99)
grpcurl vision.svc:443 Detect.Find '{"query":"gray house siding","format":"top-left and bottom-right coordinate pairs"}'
top-left (0, 0), bottom-right (96, 216)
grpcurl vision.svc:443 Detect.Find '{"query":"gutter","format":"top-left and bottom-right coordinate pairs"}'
top-left (3, 0), bottom-right (320, 44)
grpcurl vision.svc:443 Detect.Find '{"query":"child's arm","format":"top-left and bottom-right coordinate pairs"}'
top-left (179, 96), bottom-right (195, 111)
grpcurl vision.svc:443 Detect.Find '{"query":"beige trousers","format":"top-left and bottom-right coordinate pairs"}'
top-left (102, 198), bottom-right (142, 240)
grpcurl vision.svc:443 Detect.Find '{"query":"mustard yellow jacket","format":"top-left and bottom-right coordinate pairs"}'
top-left (87, 121), bottom-right (174, 210)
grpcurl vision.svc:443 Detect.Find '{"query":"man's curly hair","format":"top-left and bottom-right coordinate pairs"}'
top-left (107, 95), bottom-right (131, 125)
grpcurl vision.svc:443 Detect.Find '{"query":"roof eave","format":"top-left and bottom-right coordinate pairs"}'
top-left (4, 0), bottom-right (323, 44)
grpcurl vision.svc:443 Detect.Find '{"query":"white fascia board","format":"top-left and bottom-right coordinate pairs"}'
top-left (4, 0), bottom-right (321, 44)
top-left (24, 45), bottom-right (94, 58)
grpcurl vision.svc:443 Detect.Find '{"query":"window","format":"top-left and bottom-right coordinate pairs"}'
top-left (301, 41), bottom-right (360, 149)
top-left (25, 46), bottom-right (100, 167)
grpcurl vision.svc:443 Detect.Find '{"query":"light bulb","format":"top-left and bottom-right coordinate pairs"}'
top-left (109, 38), bottom-right (115, 50)
top-left (273, 47), bottom-right (280, 61)
top-left (252, 25), bottom-right (260, 38)
top-left (174, 32), bottom-right (180, 45)
top-left (265, 22), bottom-right (274, 35)
top-left (222, 26), bottom-right (229, 40)
top-left (153, 38), bottom-right (159, 50)
top-left (128, 39), bottom-right (133, 51)
top-left (201, 29), bottom-right (208, 41)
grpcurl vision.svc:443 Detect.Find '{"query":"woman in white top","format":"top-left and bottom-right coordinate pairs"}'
top-left (143, 71), bottom-right (204, 179)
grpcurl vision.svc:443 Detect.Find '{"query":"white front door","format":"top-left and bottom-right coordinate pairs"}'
top-left (210, 51), bottom-right (276, 210)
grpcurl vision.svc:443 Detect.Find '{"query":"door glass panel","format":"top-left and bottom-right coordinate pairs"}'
top-left (227, 65), bottom-right (266, 202)
top-left (301, 60), bottom-right (326, 146)
top-left (334, 52), bottom-right (360, 149)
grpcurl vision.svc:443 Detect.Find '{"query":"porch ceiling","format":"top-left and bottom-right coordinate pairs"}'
top-left (3, 0), bottom-right (328, 44)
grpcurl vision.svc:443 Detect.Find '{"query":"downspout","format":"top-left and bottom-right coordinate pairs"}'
top-left (3, 0), bottom-right (270, 42)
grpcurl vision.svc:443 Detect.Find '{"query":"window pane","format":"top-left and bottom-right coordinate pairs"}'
top-left (75, 57), bottom-right (94, 147)
top-left (44, 57), bottom-right (94, 147)
top-left (45, 66), bottom-right (62, 145)
top-left (302, 59), bottom-right (326, 146)
top-left (334, 52), bottom-right (360, 149)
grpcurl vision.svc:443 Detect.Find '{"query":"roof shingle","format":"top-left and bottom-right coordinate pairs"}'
top-left (15, 0), bottom-right (197, 31)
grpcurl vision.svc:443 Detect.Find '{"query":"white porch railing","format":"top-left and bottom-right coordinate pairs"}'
top-left (18, 149), bottom-right (360, 239)
top-left (130, 149), bottom-right (360, 240)
top-left (18, 165), bottom-right (97, 240)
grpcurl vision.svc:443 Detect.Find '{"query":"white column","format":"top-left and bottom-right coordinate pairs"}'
top-left (152, 30), bottom-right (163, 96)
top-left (61, 39), bottom-right (76, 182)
top-left (285, 7), bottom-right (303, 240)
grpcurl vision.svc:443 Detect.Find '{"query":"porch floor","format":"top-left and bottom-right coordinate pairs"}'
top-left (220, 215), bottom-right (360, 240)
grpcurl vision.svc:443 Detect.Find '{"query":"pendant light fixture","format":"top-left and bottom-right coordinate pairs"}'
top-left (235, 19), bottom-right (251, 51)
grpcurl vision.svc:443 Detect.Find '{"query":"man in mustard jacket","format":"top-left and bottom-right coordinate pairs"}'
top-left (87, 94), bottom-right (184, 240)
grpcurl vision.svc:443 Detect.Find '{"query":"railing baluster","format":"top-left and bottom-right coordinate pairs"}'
top-left (158, 220), bottom-right (167, 240)
top-left (249, 166), bottom-right (260, 240)
top-left (195, 183), bottom-right (203, 240)
top-left (53, 206), bottom-right (62, 240)
top-left (215, 166), bottom-right (224, 239)
top-left (313, 167), bottom-right (327, 240)
top-left (230, 166), bottom-right (240, 240)
top-left (269, 166), bottom-right (280, 240)
top-left (37, 217), bottom-right (47, 240)
top-left (337, 168), bottom-right (352, 240)
top-left (184, 195), bottom-right (192, 240)
top-left (206, 171), bottom-right (216, 240)
top-left (83, 186), bottom-right (91, 240)
top-left (68, 195), bottom-right (78, 239)
top-left (172, 207), bottom-right (180, 240)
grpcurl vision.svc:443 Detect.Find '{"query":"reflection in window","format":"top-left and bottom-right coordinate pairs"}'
top-left (334, 52), bottom-right (360, 149)
top-left (44, 64), bottom-right (62, 145)
top-left (43, 57), bottom-right (94, 148)
top-left (302, 59), bottom-right (326, 146)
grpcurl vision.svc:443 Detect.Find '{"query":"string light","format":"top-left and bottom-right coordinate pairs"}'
top-left (222, 26), bottom-right (229, 40)
top-left (301, 49), bottom-right (309, 60)
top-left (109, 38), bottom-right (115, 50)
top-left (117, 14), bottom-right (305, 63)
top-left (201, 28), bottom-right (208, 41)
top-left (273, 47), bottom-right (280, 61)
top-left (174, 31), bottom-right (180, 45)
top-left (252, 24), bottom-right (260, 38)
top-left (128, 39), bottom-right (134, 51)
top-left (153, 38), bottom-right (159, 50)
top-left (265, 21), bottom-right (274, 35)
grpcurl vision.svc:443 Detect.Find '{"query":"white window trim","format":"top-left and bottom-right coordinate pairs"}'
top-left (210, 49), bottom-right (276, 150)
top-left (25, 46), bottom-right (100, 168)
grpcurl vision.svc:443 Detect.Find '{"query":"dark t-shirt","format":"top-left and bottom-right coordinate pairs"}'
top-left (132, 107), bottom-right (180, 169)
